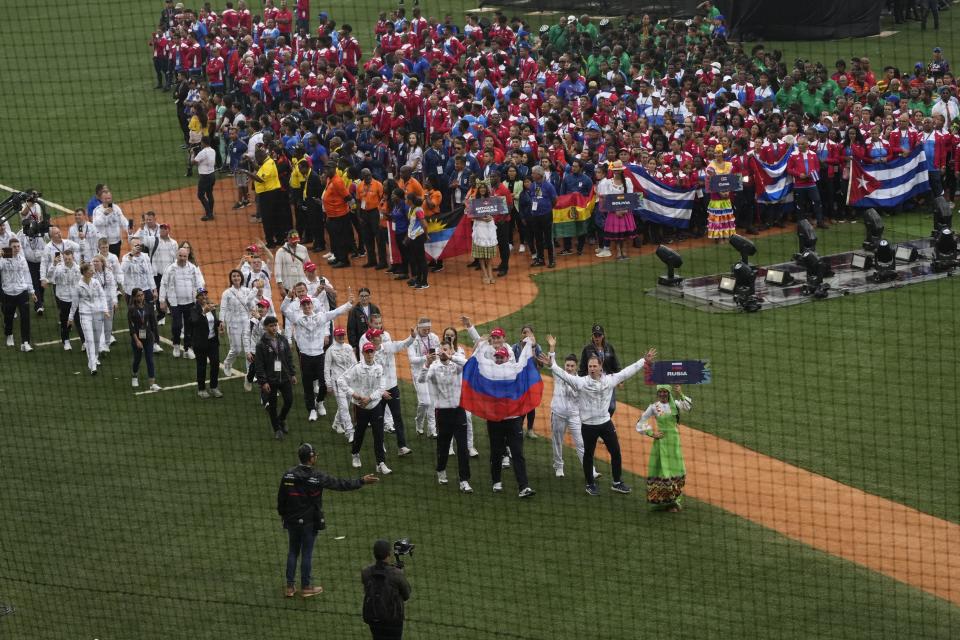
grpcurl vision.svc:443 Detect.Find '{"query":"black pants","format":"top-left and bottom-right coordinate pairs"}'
top-left (57, 296), bottom-right (84, 343)
top-left (2, 290), bottom-right (31, 342)
top-left (734, 190), bottom-right (756, 231)
top-left (264, 379), bottom-right (294, 430)
top-left (524, 408), bottom-right (536, 432)
top-left (300, 352), bottom-right (326, 411)
top-left (153, 57), bottom-right (165, 87)
top-left (327, 215), bottom-right (353, 264)
top-left (27, 261), bottom-right (43, 310)
top-left (109, 242), bottom-right (122, 258)
top-left (495, 219), bottom-right (511, 271)
top-left (921, 0), bottom-right (940, 29)
top-left (526, 215), bottom-right (554, 263)
top-left (436, 407), bottom-right (470, 481)
top-left (375, 227), bottom-right (389, 267)
top-left (562, 234), bottom-right (587, 253)
top-left (487, 418), bottom-right (528, 489)
top-left (198, 173), bottom-right (216, 217)
top-left (171, 303), bottom-right (193, 348)
top-left (154, 275), bottom-right (165, 320)
top-left (352, 402), bottom-right (387, 464)
top-left (359, 209), bottom-right (380, 265)
top-left (407, 234), bottom-right (427, 286)
top-left (195, 337), bottom-right (220, 390)
top-left (259, 190), bottom-right (287, 247)
top-left (369, 622), bottom-right (404, 639)
top-left (349, 210), bottom-right (364, 253)
top-left (582, 421), bottom-right (622, 485)
top-left (382, 387), bottom-right (408, 448)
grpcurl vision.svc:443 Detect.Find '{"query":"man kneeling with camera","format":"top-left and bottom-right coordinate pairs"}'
top-left (362, 539), bottom-right (412, 639)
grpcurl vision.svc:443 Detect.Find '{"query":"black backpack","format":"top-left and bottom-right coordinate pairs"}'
top-left (362, 567), bottom-right (402, 625)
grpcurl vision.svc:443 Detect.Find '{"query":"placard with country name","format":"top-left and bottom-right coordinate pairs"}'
top-left (465, 196), bottom-right (509, 218)
top-left (598, 192), bottom-right (642, 213)
top-left (708, 174), bottom-right (743, 193)
top-left (644, 360), bottom-right (712, 385)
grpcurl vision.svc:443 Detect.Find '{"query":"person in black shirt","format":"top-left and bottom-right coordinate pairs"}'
top-left (362, 539), bottom-right (412, 640)
top-left (254, 315), bottom-right (297, 439)
top-left (128, 287), bottom-right (161, 391)
top-left (578, 324), bottom-right (622, 415)
top-left (278, 443), bottom-right (379, 599)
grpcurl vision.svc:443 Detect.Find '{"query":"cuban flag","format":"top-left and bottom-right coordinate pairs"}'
top-left (460, 349), bottom-right (544, 421)
top-left (625, 164), bottom-right (696, 228)
top-left (846, 147), bottom-right (931, 208)
top-left (751, 147), bottom-right (795, 203)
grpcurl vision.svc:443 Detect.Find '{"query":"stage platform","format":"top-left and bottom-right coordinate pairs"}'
top-left (651, 238), bottom-right (954, 312)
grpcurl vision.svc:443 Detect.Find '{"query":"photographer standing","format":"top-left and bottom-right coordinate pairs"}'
top-left (91, 190), bottom-right (129, 257)
top-left (278, 443), bottom-right (379, 599)
top-left (1, 238), bottom-right (36, 351)
top-left (362, 539), bottom-right (411, 640)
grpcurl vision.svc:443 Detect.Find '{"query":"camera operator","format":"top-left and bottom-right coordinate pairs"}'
top-left (361, 539), bottom-right (412, 640)
top-left (91, 190), bottom-right (129, 257)
top-left (1, 238), bottom-right (36, 351)
top-left (278, 443), bottom-right (379, 599)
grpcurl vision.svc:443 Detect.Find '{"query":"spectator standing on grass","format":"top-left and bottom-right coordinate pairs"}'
top-left (546, 352), bottom-right (598, 480)
top-left (407, 317), bottom-right (440, 439)
top-left (636, 384), bottom-right (693, 512)
top-left (278, 442), bottom-right (379, 599)
top-left (220, 268), bottom-right (256, 376)
top-left (150, 223), bottom-right (178, 325)
top-left (68, 262), bottom-right (108, 374)
top-left (90, 254), bottom-right (117, 355)
top-left (366, 328), bottom-right (416, 457)
top-left (341, 340), bottom-right (394, 475)
top-left (128, 287), bottom-right (161, 391)
top-left (274, 230), bottom-right (309, 297)
top-left (324, 326), bottom-right (357, 440)
top-left (91, 190), bottom-right (128, 257)
top-left (1, 238), bottom-right (36, 352)
top-left (190, 288), bottom-right (224, 399)
top-left (121, 238), bottom-right (156, 304)
top-left (578, 324), bottom-right (621, 415)
top-left (68, 208), bottom-right (98, 263)
top-left (160, 246), bottom-right (205, 360)
top-left (47, 248), bottom-right (83, 351)
top-left (545, 334), bottom-right (656, 497)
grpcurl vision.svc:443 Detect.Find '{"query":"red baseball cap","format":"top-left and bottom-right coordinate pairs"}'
top-left (494, 346), bottom-right (509, 359)
top-left (256, 299), bottom-right (271, 308)
top-left (490, 328), bottom-right (505, 338)
top-left (365, 328), bottom-right (383, 340)
top-left (246, 244), bottom-right (260, 254)
top-left (299, 296), bottom-right (313, 305)
top-left (333, 327), bottom-right (346, 337)
top-left (362, 342), bottom-right (376, 353)
top-left (303, 261), bottom-right (317, 272)
top-left (159, 223), bottom-right (170, 229)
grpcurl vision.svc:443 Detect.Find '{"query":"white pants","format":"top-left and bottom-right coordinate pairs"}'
top-left (80, 312), bottom-right (105, 372)
top-left (466, 410), bottom-right (474, 449)
top-left (551, 411), bottom-right (586, 470)
top-left (331, 380), bottom-right (354, 438)
top-left (415, 402), bottom-right (436, 436)
top-left (223, 322), bottom-right (246, 370)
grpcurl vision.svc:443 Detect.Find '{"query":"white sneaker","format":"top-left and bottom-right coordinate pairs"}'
top-left (109, 335), bottom-right (117, 345)
top-left (99, 346), bottom-right (110, 354)
top-left (172, 345), bottom-right (181, 358)
top-left (81, 343), bottom-right (87, 352)
top-left (518, 487), bottom-right (536, 499)
top-left (376, 462), bottom-right (392, 475)
top-left (316, 402), bottom-right (327, 416)
top-left (20, 342), bottom-right (33, 352)
top-left (210, 388), bottom-right (223, 398)
top-left (308, 409), bottom-right (318, 422)
top-left (501, 455), bottom-right (511, 468)
top-left (398, 446), bottom-right (412, 456)
top-left (132, 378), bottom-right (139, 388)
top-left (593, 469), bottom-right (602, 479)
top-left (149, 383), bottom-right (162, 391)
top-left (555, 468), bottom-right (564, 478)
top-left (5, 335), bottom-right (12, 347)
top-left (416, 426), bottom-right (424, 435)
top-left (243, 380), bottom-right (252, 392)
top-left (518, 244), bottom-right (526, 253)
top-left (157, 317), bottom-right (166, 326)
top-left (185, 348), bottom-right (196, 360)
top-left (469, 447), bottom-right (479, 458)
top-left (334, 421), bottom-right (345, 434)
top-left (459, 481), bottom-right (473, 494)
top-left (597, 248), bottom-right (612, 258)
top-left (197, 390), bottom-right (210, 399)
top-left (492, 482), bottom-right (503, 493)
top-left (437, 470), bottom-right (448, 485)
top-left (351, 454), bottom-right (361, 468)
top-left (385, 424), bottom-right (396, 433)
top-left (153, 343), bottom-right (163, 353)
top-left (63, 340), bottom-right (72, 351)
top-left (222, 363), bottom-right (234, 377)
top-left (323, 252), bottom-right (334, 260)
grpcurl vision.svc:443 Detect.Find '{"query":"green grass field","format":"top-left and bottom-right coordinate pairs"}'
top-left (4, 1), bottom-right (960, 638)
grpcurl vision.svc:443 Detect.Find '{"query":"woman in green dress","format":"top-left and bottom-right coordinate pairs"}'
top-left (637, 384), bottom-right (692, 512)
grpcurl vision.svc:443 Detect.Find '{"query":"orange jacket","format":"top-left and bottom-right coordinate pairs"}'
top-left (322, 174), bottom-right (351, 217)
top-left (355, 179), bottom-right (384, 211)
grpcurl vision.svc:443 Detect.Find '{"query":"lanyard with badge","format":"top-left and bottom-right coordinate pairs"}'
top-left (137, 308), bottom-right (148, 340)
top-left (531, 185), bottom-right (542, 211)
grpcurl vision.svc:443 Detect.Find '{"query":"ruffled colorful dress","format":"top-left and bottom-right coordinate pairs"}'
top-left (706, 160), bottom-right (736, 239)
top-left (638, 386), bottom-right (692, 509)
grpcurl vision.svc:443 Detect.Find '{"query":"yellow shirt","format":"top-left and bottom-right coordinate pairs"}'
top-left (254, 157), bottom-right (281, 194)
top-left (289, 161), bottom-right (306, 189)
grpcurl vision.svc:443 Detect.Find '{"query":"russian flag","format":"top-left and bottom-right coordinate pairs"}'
top-left (460, 352), bottom-right (544, 421)
top-left (846, 147), bottom-right (931, 208)
top-left (625, 164), bottom-right (696, 228)
top-left (752, 147), bottom-right (795, 203)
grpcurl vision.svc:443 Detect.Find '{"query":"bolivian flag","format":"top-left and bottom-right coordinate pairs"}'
top-left (552, 189), bottom-right (595, 238)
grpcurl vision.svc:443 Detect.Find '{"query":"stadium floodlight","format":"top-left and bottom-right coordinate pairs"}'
top-left (932, 228), bottom-right (958, 273)
top-left (798, 250), bottom-right (833, 299)
top-left (796, 219), bottom-right (818, 258)
top-left (933, 196), bottom-right (953, 235)
top-left (862, 208), bottom-right (884, 251)
top-left (655, 245), bottom-right (684, 287)
top-left (731, 261), bottom-right (762, 312)
top-left (870, 240), bottom-right (897, 283)
top-left (729, 234), bottom-right (757, 265)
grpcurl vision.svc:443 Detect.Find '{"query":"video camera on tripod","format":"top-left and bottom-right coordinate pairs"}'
top-left (392, 538), bottom-right (415, 569)
top-left (0, 189), bottom-right (50, 238)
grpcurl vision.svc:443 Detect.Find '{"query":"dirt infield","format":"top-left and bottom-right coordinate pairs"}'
top-left (120, 182), bottom-right (960, 606)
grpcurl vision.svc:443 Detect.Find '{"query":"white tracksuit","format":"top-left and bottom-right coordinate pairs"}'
top-left (324, 340), bottom-right (357, 436)
top-left (338, 360), bottom-right (387, 410)
top-left (408, 332), bottom-right (441, 436)
top-left (359, 330), bottom-right (395, 428)
top-left (70, 277), bottom-right (109, 372)
top-left (220, 285), bottom-right (256, 371)
top-left (548, 369), bottom-right (591, 473)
